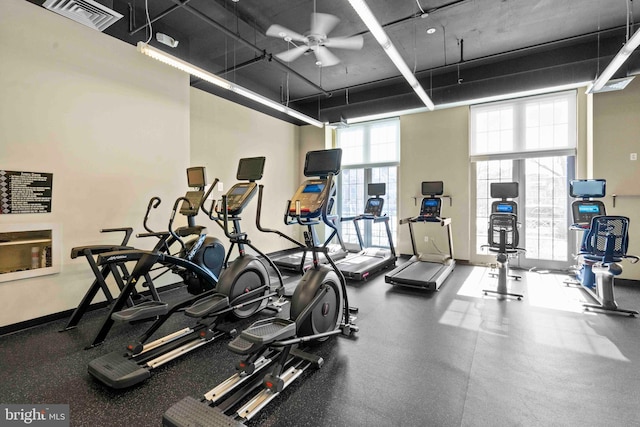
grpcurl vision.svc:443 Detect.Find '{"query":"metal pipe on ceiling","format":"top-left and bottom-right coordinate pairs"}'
top-left (167, 0), bottom-right (331, 97)
top-left (289, 25), bottom-right (628, 104)
top-left (129, 0), bottom-right (192, 35)
top-left (215, 54), bottom-right (269, 76)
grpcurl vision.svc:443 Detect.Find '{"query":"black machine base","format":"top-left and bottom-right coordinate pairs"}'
top-left (163, 396), bottom-right (242, 427)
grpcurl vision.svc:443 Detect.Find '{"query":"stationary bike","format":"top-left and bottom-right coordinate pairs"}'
top-left (88, 157), bottom-right (286, 388)
top-left (163, 148), bottom-right (358, 427)
top-left (566, 179), bottom-right (639, 316)
top-left (482, 182), bottom-right (524, 300)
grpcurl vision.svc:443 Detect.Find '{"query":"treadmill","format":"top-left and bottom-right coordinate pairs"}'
top-left (385, 181), bottom-right (455, 291)
top-left (337, 183), bottom-right (397, 281)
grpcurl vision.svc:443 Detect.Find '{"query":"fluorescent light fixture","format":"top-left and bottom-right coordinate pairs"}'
top-left (233, 87), bottom-right (286, 112)
top-left (586, 27), bottom-right (640, 94)
top-left (137, 42), bottom-right (323, 127)
top-left (591, 76), bottom-right (635, 93)
top-left (348, 0), bottom-right (435, 110)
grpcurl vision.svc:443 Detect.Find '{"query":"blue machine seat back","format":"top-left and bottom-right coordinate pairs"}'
top-left (583, 215), bottom-right (629, 263)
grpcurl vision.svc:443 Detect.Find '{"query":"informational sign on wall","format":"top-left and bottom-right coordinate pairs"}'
top-left (0, 170), bottom-right (53, 214)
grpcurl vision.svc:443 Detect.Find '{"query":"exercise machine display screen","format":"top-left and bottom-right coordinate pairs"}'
top-left (364, 198), bottom-right (384, 217)
top-left (491, 182), bottom-right (518, 199)
top-left (572, 201), bottom-right (605, 225)
top-left (420, 197), bottom-right (441, 219)
top-left (579, 205), bottom-right (600, 213)
top-left (180, 190), bottom-right (204, 216)
top-left (422, 181), bottom-right (444, 196)
top-left (289, 179), bottom-right (330, 218)
top-left (304, 149), bottom-right (342, 177)
top-left (187, 167), bottom-right (206, 188)
top-left (303, 184), bottom-right (325, 193)
top-left (236, 157), bottom-right (266, 181)
top-left (223, 182), bottom-right (258, 215)
top-left (368, 183), bottom-right (386, 196)
top-left (569, 179), bottom-right (606, 198)
top-left (496, 204), bottom-right (514, 213)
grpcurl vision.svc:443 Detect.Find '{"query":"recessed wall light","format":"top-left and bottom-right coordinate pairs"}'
top-left (426, 28), bottom-right (436, 34)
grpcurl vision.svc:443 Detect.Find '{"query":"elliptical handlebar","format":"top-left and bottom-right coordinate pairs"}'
top-left (256, 185), bottom-right (305, 248)
top-left (143, 196), bottom-right (162, 233)
top-left (219, 195), bottom-right (246, 241)
top-left (99, 227), bottom-right (134, 245)
top-left (321, 173), bottom-right (340, 236)
top-left (168, 197), bottom-right (192, 252)
top-left (199, 178), bottom-right (220, 219)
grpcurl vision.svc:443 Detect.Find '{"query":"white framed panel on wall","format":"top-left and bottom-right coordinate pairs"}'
top-left (0, 223), bottom-right (62, 283)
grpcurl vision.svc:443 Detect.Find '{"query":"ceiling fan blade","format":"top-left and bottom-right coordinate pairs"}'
top-left (266, 24), bottom-right (307, 43)
top-left (324, 35), bottom-right (364, 50)
top-left (313, 46), bottom-right (340, 67)
top-left (274, 45), bottom-right (309, 62)
top-left (310, 13), bottom-right (340, 36)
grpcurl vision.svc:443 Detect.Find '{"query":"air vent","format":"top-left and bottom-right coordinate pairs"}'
top-left (43, 0), bottom-right (123, 32)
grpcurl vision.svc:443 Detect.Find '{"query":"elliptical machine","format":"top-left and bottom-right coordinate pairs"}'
top-left (67, 167), bottom-right (225, 346)
top-left (88, 157), bottom-right (287, 388)
top-left (163, 149), bottom-right (358, 427)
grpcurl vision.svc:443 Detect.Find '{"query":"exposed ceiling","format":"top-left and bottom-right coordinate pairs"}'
top-left (30, 0), bottom-right (640, 125)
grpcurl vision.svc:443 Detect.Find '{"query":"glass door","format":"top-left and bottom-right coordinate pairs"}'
top-left (473, 156), bottom-right (574, 271)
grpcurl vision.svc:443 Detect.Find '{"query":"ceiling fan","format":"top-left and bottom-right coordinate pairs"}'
top-left (266, 12), bottom-right (364, 67)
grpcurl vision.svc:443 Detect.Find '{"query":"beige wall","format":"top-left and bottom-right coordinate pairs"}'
top-left (399, 107), bottom-right (471, 260)
top-left (189, 87), bottom-right (302, 253)
top-left (0, 0), bottom-right (190, 327)
top-left (592, 77), bottom-right (640, 280)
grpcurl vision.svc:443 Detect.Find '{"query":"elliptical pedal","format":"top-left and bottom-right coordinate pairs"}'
top-left (163, 396), bottom-right (242, 427)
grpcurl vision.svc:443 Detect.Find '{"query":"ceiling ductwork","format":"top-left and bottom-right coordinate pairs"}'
top-left (43, 0), bottom-right (122, 32)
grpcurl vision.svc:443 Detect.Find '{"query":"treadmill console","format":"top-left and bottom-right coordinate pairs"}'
top-left (223, 182), bottom-right (258, 216)
top-left (419, 197), bottom-right (441, 221)
top-left (289, 179), bottom-right (330, 219)
top-left (364, 198), bottom-right (384, 217)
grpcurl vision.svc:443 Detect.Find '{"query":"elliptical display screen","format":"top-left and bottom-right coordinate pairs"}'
top-left (423, 199), bottom-right (439, 207)
top-left (302, 183), bottom-right (325, 193)
top-left (187, 167), bottom-right (206, 188)
top-left (231, 186), bottom-right (247, 195)
top-left (570, 179), bottom-right (606, 198)
top-left (304, 149), bottom-right (342, 177)
top-left (237, 157), bottom-right (266, 181)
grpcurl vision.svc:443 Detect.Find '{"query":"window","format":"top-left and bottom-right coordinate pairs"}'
top-left (337, 118), bottom-right (399, 249)
top-left (470, 91), bottom-right (576, 268)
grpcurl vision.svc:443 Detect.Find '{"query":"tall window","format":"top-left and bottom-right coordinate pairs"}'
top-left (337, 118), bottom-right (400, 249)
top-left (470, 91), bottom-right (577, 268)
